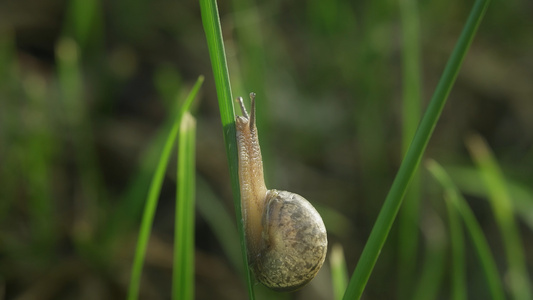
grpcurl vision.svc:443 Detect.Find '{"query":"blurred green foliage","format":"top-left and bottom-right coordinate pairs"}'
top-left (0, 0), bottom-right (532, 299)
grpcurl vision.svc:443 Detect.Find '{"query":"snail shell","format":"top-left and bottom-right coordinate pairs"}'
top-left (235, 93), bottom-right (327, 292)
top-left (252, 190), bottom-right (327, 291)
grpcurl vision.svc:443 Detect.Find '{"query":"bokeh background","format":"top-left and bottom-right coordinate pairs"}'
top-left (1, 0), bottom-right (532, 299)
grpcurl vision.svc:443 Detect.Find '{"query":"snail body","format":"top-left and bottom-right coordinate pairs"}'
top-left (235, 93), bottom-right (327, 292)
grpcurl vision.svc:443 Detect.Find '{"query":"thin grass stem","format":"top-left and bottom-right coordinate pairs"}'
top-left (466, 135), bottom-right (532, 300)
top-left (172, 112), bottom-right (197, 300)
top-left (127, 76), bottom-right (203, 300)
top-left (397, 0), bottom-right (422, 295)
top-left (199, 0), bottom-right (255, 297)
top-left (330, 244), bottom-right (349, 300)
top-left (342, 0), bottom-right (491, 298)
top-left (426, 159), bottom-right (505, 300)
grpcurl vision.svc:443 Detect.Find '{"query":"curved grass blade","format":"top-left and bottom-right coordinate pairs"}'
top-left (427, 159), bottom-right (505, 300)
top-left (199, 0), bottom-right (255, 298)
top-left (342, 0), bottom-right (491, 298)
top-left (432, 163), bottom-right (467, 300)
top-left (466, 134), bottom-right (532, 300)
top-left (446, 165), bottom-right (533, 231)
top-left (127, 76), bottom-right (204, 300)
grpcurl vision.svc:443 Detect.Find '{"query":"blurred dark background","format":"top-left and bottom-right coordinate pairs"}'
top-left (1, 0), bottom-right (532, 299)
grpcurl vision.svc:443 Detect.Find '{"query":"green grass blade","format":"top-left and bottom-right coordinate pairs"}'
top-left (172, 112), bottom-right (197, 300)
top-left (437, 168), bottom-right (467, 300)
top-left (56, 37), bottom-right (104, 254)
top-left (342, 0), bottom-right (491, 298)
top-left (446, 191), bottom-right (467, 300)
top-left (466, 134), bottom-right (532, 300)
top-left (426, 159), bottom-right (505, 300)
top-left (199, 0), bottom-right (255, 298)
top-left (62, 0), bottom-right (102, 49)
top-left (127, 76), bottom-right (204, 300)
top-left (397, 0), bottom-right (422, 295)
top-left (411, 211), bottom-right (447, 300)
top-left (447, 165), bottom-right (533, 231)
top-left (330, 244), bottom-right (349, 300)
top-left (399, 0), bottom-right (422, 147)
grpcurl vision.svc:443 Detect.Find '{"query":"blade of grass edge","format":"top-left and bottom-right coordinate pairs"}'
top-left (342, 0), bottom-right (491, 298)
top-left (466, 134), bottom-right (532, 300)
top-left (127, 76), bottom-right (204, 300)
top-left (426, 159), bottom-right (505, 300)
top-left (173, 113), bottom-right (197, 300)
top-left (199, 0), bottom-right (255, 298)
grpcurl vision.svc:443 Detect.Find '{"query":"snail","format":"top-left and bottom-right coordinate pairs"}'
top-left (235, 93), bottom-right (327, 292)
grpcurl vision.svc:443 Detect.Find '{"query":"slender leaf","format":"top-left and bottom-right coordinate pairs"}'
top-left (427, 159), bottom-right (505, 300)
top-left (127, 76), bottom-right (204, 300)
top-left (397, 0), bottom-right (422, 295)
top-left (173, 112), bottom-right (197, 300)
top-left (447, 165), bottom-right (533, 231)
top-left (342, 0), bottom-right (491, 298)
top-left (466, 134), bottom-right (532, 300)
top-left (443, 176), bottom-right (467, 300)
top-left (199, 0), bottom-right (255, 297)
top-left (330, 244), bottom-right (349, 300)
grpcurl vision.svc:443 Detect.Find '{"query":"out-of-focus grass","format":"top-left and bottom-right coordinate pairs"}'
top-left (1, 0), bottom-right (533, 298)
top-left (172, 112), bottom-right (197, 300)
top-left (442, 167), bottom-right (467, 300)
top-left (128, 76), bottom-right (203, 300)
top-left (446, 166), bottom-right (533, 231)
top-left (466, 134), bottom-right (532, 300)
top-left (411, 209), bottom-right (447, 300)
top-left (343, 0), bottom-right (491, 297)
top-left (427, 159), bottom-right (505, 300)
top-left (330, 244), bottom-right (348, 300)
top-left (396, 0), bottom-right (422, 296)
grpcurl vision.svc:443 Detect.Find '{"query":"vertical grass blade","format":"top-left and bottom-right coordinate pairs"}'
top-left (426, 159), bottom-right (505, 300)
top-left (397, 0), bottom-right (422, 295)
top-left (426, 162), bottom-right (467, 300)
top-left (128, 76), bottom-right (204, 300)
top-left (466, 134), bottom-right (532, 300)
top-left (342, 0), bottom-right (491, 298)
top-left (172, 112), bottom-right (197, 300)
top-left (56, 37), bottom-right (103, 248)
top-left (399, 0), bottom-right (422, 146)
top-left (200, 0), bottom-right (255, 298)
top-left (330, 244), bottom-right (349, 300)
top-left (62, 0), bottom-right (103, 50)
